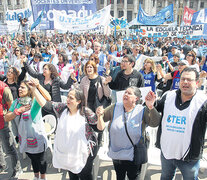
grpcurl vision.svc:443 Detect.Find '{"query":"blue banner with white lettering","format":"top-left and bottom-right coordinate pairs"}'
top-left (137, 4), bottom-right (174, 25)
top-left (30, 0), bottom-right (97, 30)
top-left (191, 8), bottom-right (207, 34)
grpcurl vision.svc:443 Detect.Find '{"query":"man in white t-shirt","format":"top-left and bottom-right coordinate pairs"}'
top-left (155, 67), bottom-right (207, 180)
top-left (77, 39), bottom-right (86, 54)
top-left (66, 43), bottom-right (74, 62)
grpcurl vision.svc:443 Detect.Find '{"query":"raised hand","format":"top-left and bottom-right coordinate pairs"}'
top-left (104, 76), bottom-right (112, 85)
top-left (30, 78), bottom-right (40, 87)
top-left (145, 91), bottom-right (156, 110)
top-left (96, 106), bottom-right (104, 118)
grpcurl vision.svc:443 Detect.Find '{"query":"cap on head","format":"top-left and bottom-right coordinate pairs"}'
top-left (173, 52), bottom-right (180, 58)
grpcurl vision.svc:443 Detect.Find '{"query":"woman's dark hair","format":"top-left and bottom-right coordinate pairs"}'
top-left (72, 51), bottom-right (79, 61)
top-left (89, 53), bottom-right (99, 64)
top-left (29, 48), bottom-right (35, 57)
top-left (186, 50), bottom-right (197, 65)
top-left (127, 86), bottom-right (142, 104)
top-left (7, 67), bottom-right (19, 83)
top-left (20, 80), bottom-right (33, 98)
top-left (58, 52), bottom-right (68, 66)
top-left (68, 85), bottom-right (85, 115)
top-left (14, 47), bottom-right (23, 56)
top-left (123, 46), bottom-right (132, 54)
top-left (43, 64), bottom-right (59, 79)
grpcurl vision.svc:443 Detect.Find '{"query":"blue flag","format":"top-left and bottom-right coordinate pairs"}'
top-left (31, 9), bottom-right (44, 31)
top-left (137, 4), bottom-right (174, 25)
top-left (191, 8), bottom-right (207, 35)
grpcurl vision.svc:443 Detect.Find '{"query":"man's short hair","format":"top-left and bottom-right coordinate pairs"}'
top-left (180, 67), bottom-right (199, 81)
top-left (123, 54), bottom-right (136, 68)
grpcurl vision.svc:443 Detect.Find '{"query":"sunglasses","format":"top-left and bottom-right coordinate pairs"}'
top-left (15, 49), bottom-right (20, 52)
top-left (187, 54), bottom-right (193, 57)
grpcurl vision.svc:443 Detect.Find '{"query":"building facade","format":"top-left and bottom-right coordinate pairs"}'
top-left (0, 0), bottom-right (206, 24)
top-left (97, 0), bottom-right (207, 23)
top-left (0, 0), bottom-right (28, 23)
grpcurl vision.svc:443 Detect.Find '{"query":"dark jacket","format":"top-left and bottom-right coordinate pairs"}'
top-left (109, 69), bottom-right (144, 90)
top-left (0, 67), bottom-right (26, 99)
top-left (24, 62), bottom-right (74, 102)
top-left (155, 89), bottom-right (207, 161)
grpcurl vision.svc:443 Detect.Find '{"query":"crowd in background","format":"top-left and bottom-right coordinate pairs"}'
top-left (0, 32), bottom-right (207, 180)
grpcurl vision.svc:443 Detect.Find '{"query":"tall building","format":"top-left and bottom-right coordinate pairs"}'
top-left (97, 0), bottom-right (207, 23)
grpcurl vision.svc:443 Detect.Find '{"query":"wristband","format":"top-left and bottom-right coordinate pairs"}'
top-left (14, 109), bottom-right (21, 116)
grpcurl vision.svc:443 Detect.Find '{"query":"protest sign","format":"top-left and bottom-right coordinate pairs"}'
top-left (30, 0), bottom-right (97, 30)
top-left (183, 6), bottom-right (196, 25)
top-left (53, 5), bottom-right (111, 32)
top-left (5, 8), bottom-right (33, 32)
top-left (138, 24), bottom-right (204, 38)
top-left (137, 4), bottom-right (174, 25)
top-left (191, 8), bottom-right (207, 35)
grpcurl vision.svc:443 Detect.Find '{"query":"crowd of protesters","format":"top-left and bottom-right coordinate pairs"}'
top-left (0, 32), bottom-right (207, 180)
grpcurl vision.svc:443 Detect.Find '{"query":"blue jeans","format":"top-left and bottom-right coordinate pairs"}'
top-left (161, 152), bottom-right (200, 180)
top-left (0, 127), bottom-right (21, 172)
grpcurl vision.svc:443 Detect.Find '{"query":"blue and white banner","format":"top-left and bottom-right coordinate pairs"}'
top-left (191, 8), bottom-right (207, 34)
top-left (138, 25), bottom-right (204, 38)
top-left (137, 4), bottom-right (174, 25)
top-left (30, 0), bottom-right (97, 30)
top-left (53, 5), bottom-right (111, 32)
top-left (5, 8), bottom-right (33, 32)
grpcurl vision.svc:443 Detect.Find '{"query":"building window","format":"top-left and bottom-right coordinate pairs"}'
top-left (127, 11), bottom-right (132, 22)
top-left (16, 0), bottom-right (20, 5)
top-left (110, 11), bottom-right (114, 17)
top-left (118, 11), bottom-right (124, 18)
top-left (111, 0), bottom-right (114, 3)
top-left (158, 2), bottom-right (162, 7)
top-left (0, 0), bottom-right (2, 5)
top-left (190, 2), bottom-right (194, 8)
top-left (100, 0), bottom-right (104, 4)
top-left (200, 2), bottom-right (204, 8)
top-left (127, 0), bottom-right (133, 4)
top-left (7, 0), bottom-right (11, 5)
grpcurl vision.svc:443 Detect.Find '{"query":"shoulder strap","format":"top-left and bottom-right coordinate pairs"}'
top-left (123, 113), bottom-right (135, 147)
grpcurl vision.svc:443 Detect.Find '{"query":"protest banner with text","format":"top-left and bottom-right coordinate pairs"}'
top-left (53, 5), bottom-right (111, 32)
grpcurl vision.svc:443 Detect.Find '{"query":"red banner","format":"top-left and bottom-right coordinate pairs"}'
top-left (183, 6), bottom-right (196, 25)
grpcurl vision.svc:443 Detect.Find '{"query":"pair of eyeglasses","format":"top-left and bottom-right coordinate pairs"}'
top-left (180, 78), bottom-right (196, 82)
top-left (121, 60), bottom-right (130, 63)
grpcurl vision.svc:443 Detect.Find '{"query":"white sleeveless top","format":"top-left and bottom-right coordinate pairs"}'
top-left (53, 109), bottom-right (89, 174)
top-left (161, 90), bottom-right (207, 160)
